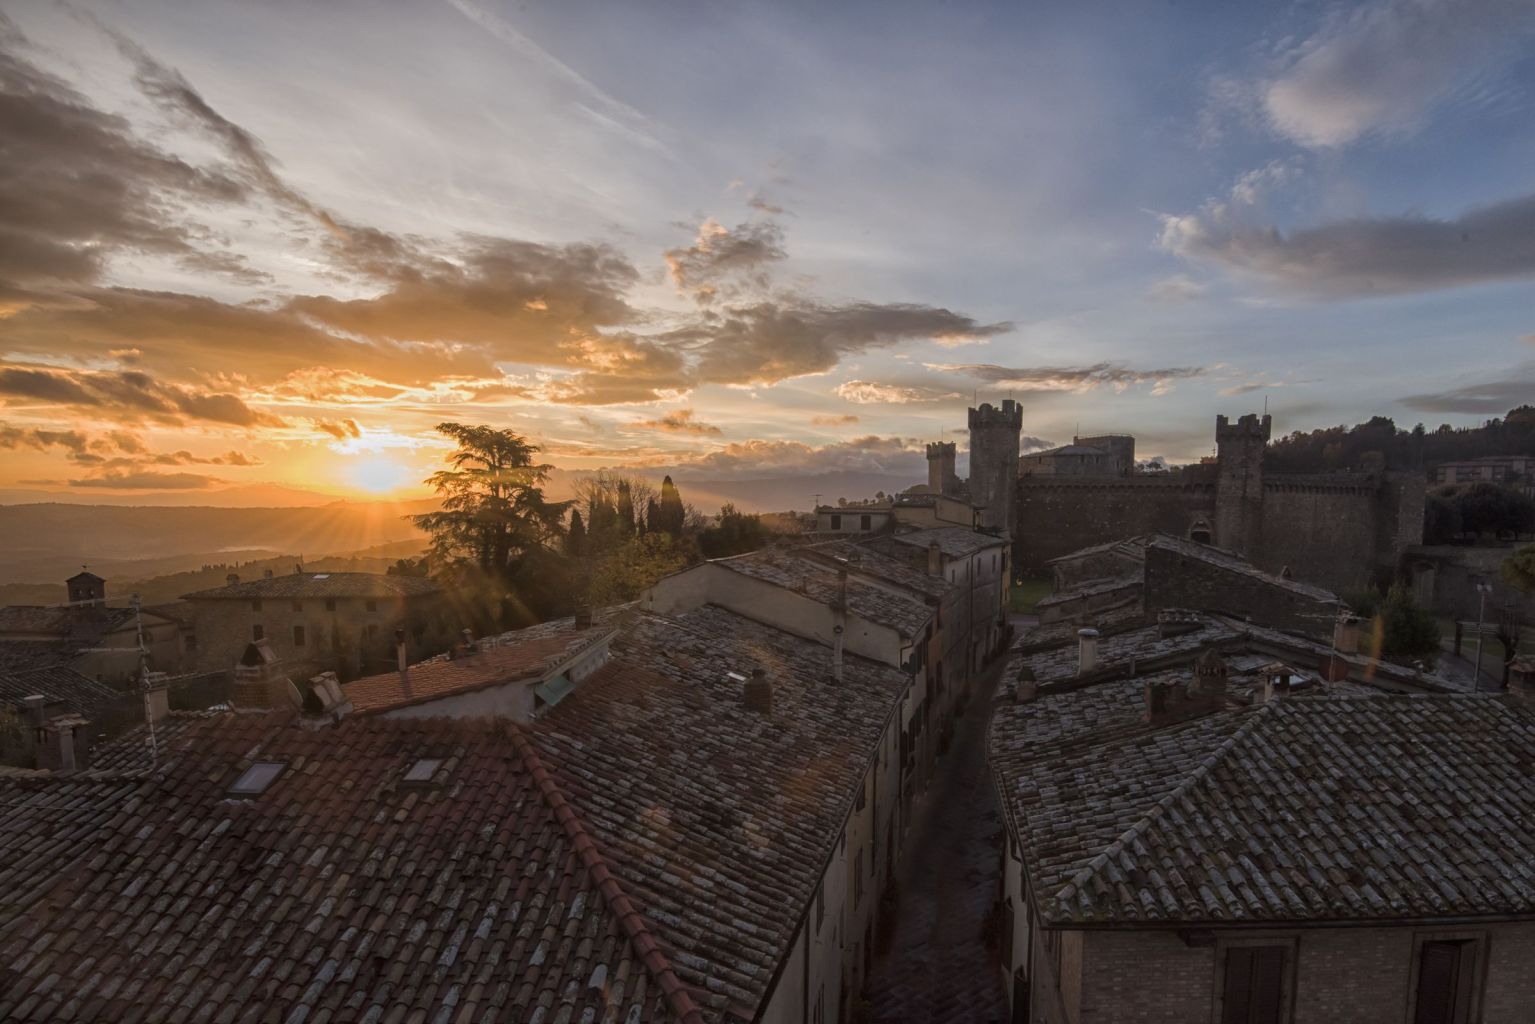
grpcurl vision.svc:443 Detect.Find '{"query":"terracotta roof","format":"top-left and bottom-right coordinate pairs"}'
top-left (0, 639), bottom-right (72, 674)
top-left (889, 525), bottom-right (1007, 557)
top-left (344, 615), bottom-right (615, 714)
top-left (0, 711), bottom-right (689, 1024)
top-left (0, 665), bottom-right (122, 718)
top-left (528, 604), bottom-right (910, 1019)
top-left (715, 546), bottom-right (934, 638)
top-left (183, 571), bottom-right (441, 601)
top-left (991, 680), bottom-right (1535, 926)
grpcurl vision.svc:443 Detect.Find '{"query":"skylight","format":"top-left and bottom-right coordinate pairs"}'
top-left (229, 761), bottom-right (284, 795)
top-left (312, 573), bottom-right (330, 579)
top-left (404, 758), bottom-right (442, 783)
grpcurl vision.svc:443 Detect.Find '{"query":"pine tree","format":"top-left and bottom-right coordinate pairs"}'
top-left (658, 475), bottom-right (685, 538)
top-left (567, 509), bottom-right (587, 556)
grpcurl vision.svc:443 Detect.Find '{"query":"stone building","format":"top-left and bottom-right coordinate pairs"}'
top-left (990, 613), bottom-right (1535, 1024)
top-left (180, 570), bottom-right (444, 682)
top-left (1015, 412), bottom-right (1426, 593)
top-left (1018, 434), bottom-right (1135, 477)
top-left (0, 571), bottom-right (183, 685)
top-left (1039, 532), bottom-right (1343, 640)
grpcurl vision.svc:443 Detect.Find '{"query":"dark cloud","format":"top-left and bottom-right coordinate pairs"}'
top-left (664, 219), bottom-right (787, 303)
top-left (69, 470), bottom-right (223, 490)
top-left (688, 303), bottom-right (1011, 387)
top-left (634, 409), bottom-right (723, 436)
top-left (0, 365), bottom-right (281, 426)
top-left (1020, 435), bottom-right (1055, 452)
top-left (1161, 190), bottom-right (1535, 298)
top-left (0, 16), bottom-right (250, 294)
top-left (928, 362), bottom-right (1204, 395)
top-left (1401, 375), bottom-right (1535, 414)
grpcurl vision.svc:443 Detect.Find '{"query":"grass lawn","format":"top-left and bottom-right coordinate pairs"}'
top-left (1010, 576), bottom-right (1053, 614)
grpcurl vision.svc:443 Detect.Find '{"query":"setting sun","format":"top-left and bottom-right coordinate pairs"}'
top-left (346, 456), bottom-right (413, 494)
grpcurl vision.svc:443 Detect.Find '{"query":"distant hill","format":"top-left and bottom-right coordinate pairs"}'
top-left (0, 500), bottom-right (434, 587)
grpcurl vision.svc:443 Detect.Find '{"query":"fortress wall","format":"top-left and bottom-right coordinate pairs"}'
top-left (1256, 481), bottom-right (1383, 592)
top-left (1015, 479), bottom-right (1217, 574)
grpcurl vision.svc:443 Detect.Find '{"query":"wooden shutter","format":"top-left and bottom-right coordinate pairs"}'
top-left (1415, 941), bottom-right (1473, 1024)
top-left (1222, 946), bottom-right (1285, 1024)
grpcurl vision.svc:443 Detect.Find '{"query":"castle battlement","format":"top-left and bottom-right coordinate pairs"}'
top-left (925, 441), bottom-right (957, 459)
top-left (1215, 412), bottom-right (1272, 442)
top-left (969, 399), bottom-right (1023, 430)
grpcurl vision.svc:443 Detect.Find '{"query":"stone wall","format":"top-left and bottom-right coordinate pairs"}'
top-left (1142, 543), bottom-right (1338, 638)
top-left (1015, 477), bottom-right (1218, 574)
top-left (1255, 481), bottom-right (1386, 591)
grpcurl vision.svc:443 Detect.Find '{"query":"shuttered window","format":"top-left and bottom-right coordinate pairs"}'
top-left (1221, 946), bottom-right (1285, 1024)
top-left (1415, 941), bottom-right (1475, 1024)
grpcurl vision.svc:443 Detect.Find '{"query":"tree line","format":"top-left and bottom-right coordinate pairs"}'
top-left (393, 423), bottom-right (773, 631)
top-left (1263, 405), bottom-right (1535, 474)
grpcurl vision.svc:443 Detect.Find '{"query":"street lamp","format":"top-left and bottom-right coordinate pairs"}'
top-left (1473, 581), bottom-right (1493, 691)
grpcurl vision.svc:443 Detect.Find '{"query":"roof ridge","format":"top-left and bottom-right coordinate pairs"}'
top-left (1050, 702), bottom-right (1272, 916)
top-left (507, 723), bottom-right (706, 1024)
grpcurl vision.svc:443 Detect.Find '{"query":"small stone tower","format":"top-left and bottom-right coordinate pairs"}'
top-left (1214, 413), bottom-right (1270, 558)
top-left (926, 441), bottom-right (958, 496)
top-left (968, 400), bottom-right (1023, 536)
top-left (66, 570), bottom-right (105, 607)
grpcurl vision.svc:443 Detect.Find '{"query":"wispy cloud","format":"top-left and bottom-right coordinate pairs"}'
top-left (927, 362), bottom-right (1205, 395)
top-left (634, 408), bottom-right (723, 436)
top-left (835, 380), bottom-right (965, 404)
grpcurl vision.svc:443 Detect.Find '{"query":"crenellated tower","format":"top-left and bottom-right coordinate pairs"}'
top-left (926, 441), bottom-right (958, 496)
top-left (968, 400), bottom-right (1022, 536)
top-left (1214, 412), bottom-right (1270, 558)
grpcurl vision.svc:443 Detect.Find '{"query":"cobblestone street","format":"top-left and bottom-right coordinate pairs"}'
top-left (865, 657), bottom-right (1008, 1024)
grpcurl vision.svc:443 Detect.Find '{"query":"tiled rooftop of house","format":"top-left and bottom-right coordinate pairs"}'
top-left (0, 664), bottom-right (122, 718)
top-left (1142, 532), bottom-right (1341, 603)
top-left (527, 603), bottom-right (911, 1020)
top-left (0, 710), bottom-right (694, 1024)
top-left (182, 571), bottom-right (441, 601)
top-left (344, 614), bottom-right (615, 714)
top-left (889, 525), bottom-right (1007, 558)
top-left (802, 538), bottom-right (954, 600)
top-left (989, 674), bottom-right (1535, 926)
top-left (715, 545), bottom-right (934, 638)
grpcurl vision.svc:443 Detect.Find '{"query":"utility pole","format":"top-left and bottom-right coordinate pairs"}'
top-left (1473, 580), bottom-right (1493, 691)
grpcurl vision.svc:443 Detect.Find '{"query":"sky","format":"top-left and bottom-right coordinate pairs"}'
top-left (1, 0), bottom-right (1533, 505)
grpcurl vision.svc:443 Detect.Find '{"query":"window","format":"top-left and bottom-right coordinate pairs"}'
top-left (185, 634), bottom-right (197, 652)
top-left (365, 598), bottom-right (378, 612)
top-left (252, 624), bottom-right (264, 641)
top-left (229, 761), bottom-right (284, 795)
top-left (292, 624), bottom-right (306, 646)
top-left (250, 599), bottom-right (262, 612)
top-left (860, 514), bottom-right (871, 530)
top-left (291, 599), bottom-right (303, 612)
top-left (1220, 945), bottom-right (1287, 1024)
top-left (1413, 938), bottom-right (1480, 1024)
top-left (365, 623), bottom-right (378, 641)
top-left (404, 757), bottom-right (443, 783)
top-left (324, 598), bottom-right (337, 611)
top-left (830, 514), bottom-right (842, 530)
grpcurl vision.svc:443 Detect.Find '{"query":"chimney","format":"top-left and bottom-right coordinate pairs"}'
top-left (1013, 666), bottom-right (1037, 704)
top-left (1258, 663), bottom-right (1291, 704)
top-left (263, 568), bottom-right (274, 579)
top-left (927, 541), bottom-right (942, 576)
top-left (1157, 609), bottom-right (1200, 638)
top-left (1509, 657), bottom-right (1535, 705)
top-left (226, 573), bottom-right (240, 586)
top-left (1191, 647), bottom-right (1228, 702)
top-left (574, 605), bottom-right (594, 630)
top-left (395, 628), bottom-right (412, 698)
top-left (744, 667), bottom-right (773, 713)
top-left (1076, 628), bottom-right (1099, 675)
top-left (294, 563), bottom-right (302, 574)
top-left (831, 624), bottom-right (845, 683)
top-left (1333, 613), bottom-right (1360, 655)
top-left (23, 693), bottom-right (46, 728)
top-left (144, 683), bottom-right (170, 724)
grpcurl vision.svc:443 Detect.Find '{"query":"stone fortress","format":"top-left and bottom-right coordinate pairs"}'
top-left (926, 407), bottom-right (1425, 594)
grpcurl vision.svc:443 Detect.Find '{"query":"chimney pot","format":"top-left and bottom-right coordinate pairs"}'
top-left (574, 605), bottom-right (594, 630)
top-left (395, 628), bottom-right (412, 697)
top-left (1077, 628), bottom-right (1100, 675)
top-left (745, 667), bottom-right (773, 713)
top-left (1509, 657), bottom-right (1535, 705)
top-left (144, 685), bottom-right (170, 724)
top-left (1333, 612), bottom-right (1361, 656)
top-left (23, 693), bottom-right (46, 728)
top-left (1014, 667), bottom-right (1037, 704)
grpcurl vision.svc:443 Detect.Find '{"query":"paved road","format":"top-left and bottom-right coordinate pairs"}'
top-left (864, 658), bottom-right (1008, 1024)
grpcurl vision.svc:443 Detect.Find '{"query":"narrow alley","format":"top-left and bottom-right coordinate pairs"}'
top-left (865, 656), bottom-right (1008, 1024)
